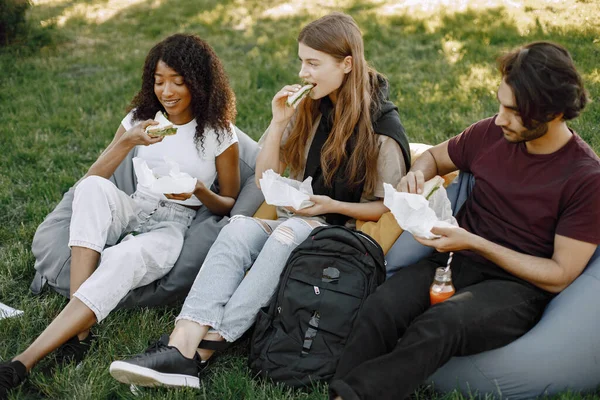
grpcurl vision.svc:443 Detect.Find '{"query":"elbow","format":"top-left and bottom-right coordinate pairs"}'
top-left (215, 197), bottom-right (237, 217)
top-left (213, 209), bottom-right (231, 218)
top-left (542, 275), bottom-right (575, 294)
top-left (211, 204), bottom-right (233, 217)
top-left (543, 284), bottom-right (566, 294)
top-left (550, 279), bottom-right (574, 294)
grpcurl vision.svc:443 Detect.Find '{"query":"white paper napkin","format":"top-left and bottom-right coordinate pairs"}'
top-left (0, 302), bottom-right (23, 320)
top-left (383, 181), bottom-right (458, 239)
top-left (133, 157), bottom-right (197, 194)
top-left (259, 169), bottom-right (315, 210)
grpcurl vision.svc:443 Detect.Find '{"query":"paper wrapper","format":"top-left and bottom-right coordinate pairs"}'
top-left (383, 181), bottom-right (458, 239)
top-left (0, 302), bottom-right (23, 320)
top-left (133, 157), bottom-right (197, 194)
top-left (259, 169), bottom-right (314, 210)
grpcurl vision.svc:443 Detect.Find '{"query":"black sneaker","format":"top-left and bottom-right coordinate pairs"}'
top-left (55, 332), bottom-right (95, 365)
top-left (0, 360), bottom-right (27, 398)
top-left (109, 334), bottom-right (208, 388)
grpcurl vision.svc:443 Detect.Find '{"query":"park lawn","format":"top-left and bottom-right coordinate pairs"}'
top-left (0, 0), bottom-right (599, 399)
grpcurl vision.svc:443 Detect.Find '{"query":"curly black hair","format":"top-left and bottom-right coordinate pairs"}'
top-left (128, 33), bottom-right (236, 152)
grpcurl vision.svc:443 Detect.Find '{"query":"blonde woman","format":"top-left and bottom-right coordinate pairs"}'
top-left (109, 12), bottom-right (411, 389)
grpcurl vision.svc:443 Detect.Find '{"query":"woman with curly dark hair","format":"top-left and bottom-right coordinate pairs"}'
top-left (0, 33), bottom-right (240, 395)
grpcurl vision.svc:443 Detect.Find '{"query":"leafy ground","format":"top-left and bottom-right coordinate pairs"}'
top-left (0, 0), bottom-right (599, 398)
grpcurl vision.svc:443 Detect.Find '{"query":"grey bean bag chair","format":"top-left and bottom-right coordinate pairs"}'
top-left (385, 172), bottom-right (600, 398)
top-left (30, 127), bottom-right (265, 309)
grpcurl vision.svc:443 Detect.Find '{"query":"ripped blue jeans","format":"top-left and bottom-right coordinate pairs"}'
top-left (176, 216), bottom-right (321, 342)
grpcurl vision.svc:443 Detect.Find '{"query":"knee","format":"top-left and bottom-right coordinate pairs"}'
top-left (271, 218), bottom-right (315, 246)
top-left (416, 301), bottom-right (464, 336)
top-left (224, 216), bottom-right (271, 239)
top-left (74, 175), bottom-right (112, 198)
top-left (100, 243), bottom-right (141, 274)
top-left (272, 225), bottom-right (297, 246)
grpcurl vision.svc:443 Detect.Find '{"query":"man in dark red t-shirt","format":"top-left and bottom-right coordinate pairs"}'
top-left (330, 42), bottom-right (600, 400)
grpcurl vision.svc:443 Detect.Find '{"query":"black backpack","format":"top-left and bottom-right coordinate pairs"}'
top-left (248, 225), bottom-right (386, 388)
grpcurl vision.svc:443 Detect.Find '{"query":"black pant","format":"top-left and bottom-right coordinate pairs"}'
top-left (329, 252), bottom-right (553, 400)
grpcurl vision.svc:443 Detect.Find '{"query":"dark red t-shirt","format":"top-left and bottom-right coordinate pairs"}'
top-left (448, 116), bottom-right (600, 265)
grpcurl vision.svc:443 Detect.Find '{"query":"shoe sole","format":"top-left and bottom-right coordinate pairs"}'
top-left (109, 361), bottom-right (200, 388)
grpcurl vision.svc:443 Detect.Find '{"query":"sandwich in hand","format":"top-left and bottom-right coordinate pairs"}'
top-left (423, 176), bottom-right (445, 200)
top-left (146, 111), bottom-right (178, 137)
top-left (286, 84), bottom-right (314, 109)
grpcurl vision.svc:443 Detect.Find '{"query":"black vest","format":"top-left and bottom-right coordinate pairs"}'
top-left (303, 92), bottom-right (411, 226)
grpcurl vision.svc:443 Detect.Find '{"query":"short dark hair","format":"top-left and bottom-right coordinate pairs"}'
top-left (497, 41), bottom-right (588, 129)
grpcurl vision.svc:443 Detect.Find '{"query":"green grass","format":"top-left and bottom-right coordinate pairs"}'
top-left (1, 0), bottom-right (599, 398)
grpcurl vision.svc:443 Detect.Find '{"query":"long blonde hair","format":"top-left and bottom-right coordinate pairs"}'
top-left (282, 12), bottom-right (382, 194)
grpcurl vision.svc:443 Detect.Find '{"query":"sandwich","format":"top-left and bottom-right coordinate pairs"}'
top-left (146, 111), bottom-right (178, 137)
top-left (286, 84), bottom-right (314, 109)
top-left (423, 175), bottom-right (445, 200)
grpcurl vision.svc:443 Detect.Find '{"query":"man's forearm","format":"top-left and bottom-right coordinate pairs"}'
top-left (409, 150), bottom-right (439, 181)
top-left (470, 236), bottom-right (566, 293)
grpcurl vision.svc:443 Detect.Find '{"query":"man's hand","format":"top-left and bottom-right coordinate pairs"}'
top-left (285, 194), bottom-right (336, 217)
top-left (397, 170), bottom-right (425, 194)
top-left (414, 225), bottom-right (476, 252)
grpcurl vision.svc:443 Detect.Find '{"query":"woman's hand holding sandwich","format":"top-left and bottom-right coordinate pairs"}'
top-left (255, 85), bottom-right (302, 186)
top-left (271, 84), bottom-right (302, 123)
top-left (85, 120), bottom-right (163, 180)
top-left (120, 120), bottom-right (163, 148)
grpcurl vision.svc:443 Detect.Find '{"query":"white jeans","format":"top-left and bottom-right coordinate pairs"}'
top-left (69, 176), bottom-right (195, 322)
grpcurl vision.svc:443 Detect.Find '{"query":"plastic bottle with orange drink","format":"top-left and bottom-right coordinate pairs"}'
top-left (430, 265), bottom-right (455, 305)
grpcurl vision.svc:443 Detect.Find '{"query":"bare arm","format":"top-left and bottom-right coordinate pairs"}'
top-left (192, 143), bottom-right (241, 216)
top-left (329, 199), bottom-right (389, 222)
top-left (86, 120), bottom-right (161, 179)
top-left (288, 196), bottom-right (389, 222)
top-left (475, 233), bottom-right (597, 293)
top-left (255, 120), bottom-right (288, 186)
top-left (398, 140), bottom-right (458, 194)
top-left (417, 226), bottom-right (597, 293)
top-left (165, 143), bottom-right (241, 216)
top-left (255, 84), bottom-right (303, 187)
